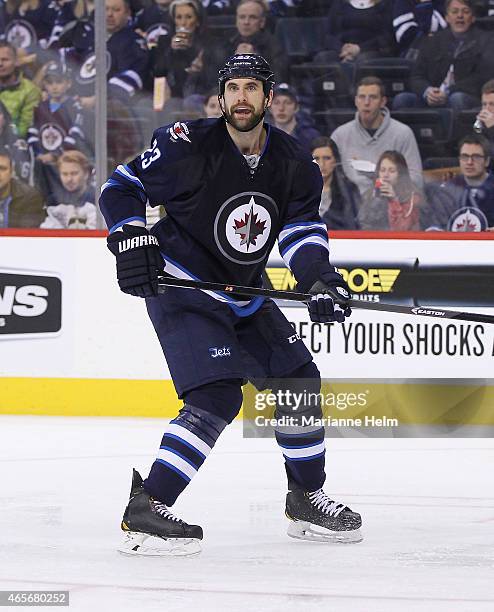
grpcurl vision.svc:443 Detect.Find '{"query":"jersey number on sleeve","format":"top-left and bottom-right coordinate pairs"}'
top-left (141, 139), bottom-right (161, 169)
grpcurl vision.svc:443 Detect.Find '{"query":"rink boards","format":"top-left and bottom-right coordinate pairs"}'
top-left (1, 232), bottom-right (494, 422)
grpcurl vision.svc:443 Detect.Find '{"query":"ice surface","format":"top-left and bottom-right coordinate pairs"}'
top-left (0, 416), bottom-right (493, 612)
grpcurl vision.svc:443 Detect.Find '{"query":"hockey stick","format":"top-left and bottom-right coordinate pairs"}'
top-left (157, 276), bottom-right (494, 324)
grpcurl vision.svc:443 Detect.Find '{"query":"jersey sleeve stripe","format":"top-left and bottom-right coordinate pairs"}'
top-left (278, 222), bottom-right (327, 243)
top-left (115, 164), bottom-right (146, 191)
top-left (100, 178), bottom-right (121, 194)
top-left (109, 215), bottom-right (146, 233)
top-left (279, 228), bottom-right (328, 254)
top-left (282, 236), bottom-right (330, 269)
top-left (108, 77), bottom-right (135, 95)
top-left (396, 21), bottom-right (417, 42)
top-left (122, 69), bottom-right (143, 90)
top-left (393, 11), bottom-right (414, 27)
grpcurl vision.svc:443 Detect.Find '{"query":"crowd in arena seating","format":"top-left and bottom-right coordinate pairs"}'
top-left (0, 0), bottom-right (493, 231)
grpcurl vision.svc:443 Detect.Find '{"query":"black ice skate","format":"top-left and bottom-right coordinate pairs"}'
top-left (285, 488), bottom-right (362, 543)
top-left (118, 469), bottom-right (203, 556)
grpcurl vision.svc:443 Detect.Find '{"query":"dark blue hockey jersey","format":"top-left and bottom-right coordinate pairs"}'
top-left (2, 0), bottom-right (59, 53)
top-left (64, 24), bottom-right (148, 99)
top-left (27, 97), bottom-right (86, 156)
top-left (100, 118), bottom-right (338, 315)
top-left (133, 5), bottom-right (172, 48)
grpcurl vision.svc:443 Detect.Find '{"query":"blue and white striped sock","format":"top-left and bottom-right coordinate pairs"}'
top-left (144, 404), bottom-right (227, 505)
top-left (275, 426), bottom-right (326, 492)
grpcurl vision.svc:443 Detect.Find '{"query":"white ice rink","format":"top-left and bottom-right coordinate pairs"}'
top-left (0, 415), bottom-right (493, 612)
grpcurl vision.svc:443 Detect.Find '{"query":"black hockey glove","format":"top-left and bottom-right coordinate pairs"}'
top-left (107, 224), bottom-right (163, 298)
top-left (307, 278), bottom-right (352, 324)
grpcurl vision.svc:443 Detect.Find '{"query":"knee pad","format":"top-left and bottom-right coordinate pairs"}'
top-left (184, 379), bottom-right (243, 424)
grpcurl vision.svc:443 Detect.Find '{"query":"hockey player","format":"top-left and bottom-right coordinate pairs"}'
top-left (100, 54), bottom-right (362, 556)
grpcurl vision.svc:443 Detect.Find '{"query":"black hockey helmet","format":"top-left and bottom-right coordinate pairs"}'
top-left (218, 54), bottom-right (275, 97)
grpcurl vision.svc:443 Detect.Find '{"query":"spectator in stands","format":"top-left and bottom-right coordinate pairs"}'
top-left (48, 0), bottom-right (96, 50)
top-left (153, 0), bottom-right (225, 120)
top-left (315, 0), bottom-right (395, 68)
top-left (392, 0), bottom-right (447, 58)
top-left (268, 83), bottom-right (320, 152)
top-left (41, 150), bottom-right (96, 229)
top-left (474, 79), bottom-right (494, 158)
top-left (422, 134), bottom-right (494, 230)
top-left (0, 99), bottom-right (31, 182)
top-left (227, 0), bottom-right (286, 81)
top-left (0, 145), bottom-right (44, 227)
top-left (331, 76), bottom-right (423, 195)
top-left (392, 0), bottom-right (494, 112)
top-left (134, 0), bottom-right (173, 49)
top-left (358, 150), bottom-right (423, 230)
top-left (67, 0), bottom-right (149, 109)
top-left (203, 87), bottom-right (222, 117)
top-left (311, 136), bottom-right (361, 230)
top-left (3, 0), bottom-right (60, 59)
top-left (28, 60), bottom-right (88, 196)
top-left (0, 41), bottom-right (41, 138)
top-left (106, 0), bottom-right (149, 100)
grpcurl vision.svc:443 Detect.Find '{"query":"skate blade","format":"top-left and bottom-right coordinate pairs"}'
top-left (287, 520), bottom-right (363, 544)
top-left (117, 531), bottom-right (202, 557)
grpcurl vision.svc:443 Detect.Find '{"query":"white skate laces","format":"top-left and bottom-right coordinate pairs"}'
top-left (150, 498), bottom-right (181, 522)
top-left (308, 489), bottom-right (347, 517)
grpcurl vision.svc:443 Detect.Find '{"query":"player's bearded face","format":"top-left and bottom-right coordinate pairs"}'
top-left (224, 101), bottom-right (266, 132)
top-left (222, 79), bottom-right (268, 132)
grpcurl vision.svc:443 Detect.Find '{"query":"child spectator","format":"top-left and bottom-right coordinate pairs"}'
top-left (40, 149), bottom-right (96, 229)
top-left (28, 59), bottom-right (87, 195)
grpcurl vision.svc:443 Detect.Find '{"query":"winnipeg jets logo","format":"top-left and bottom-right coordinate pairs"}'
top-left (233, 202), bottom-right (267, 250)
top-left (214, 192), bottom-right (278, 265)
top-left (145, 23), bottom-right (170, 47)
top-left (447, 207), bottom-right (487, 232)
top-left (169, 122), bottom-right (191, 143)
top-left (78, 52), bottom-right (111, 83)
top-left (6, 21), bottom-right (36, 50)
top-left (40, 124), bottom-right (65, 151)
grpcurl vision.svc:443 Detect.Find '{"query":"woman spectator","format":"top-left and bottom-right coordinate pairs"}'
top-left (316, 0), bottom-right (395, 67)
top-left (311, 136), bottom-right (361, 230)
top-left (152, 0), bottom-right (222, 120)
top-left (358, 150), bottom-right (423, 231)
